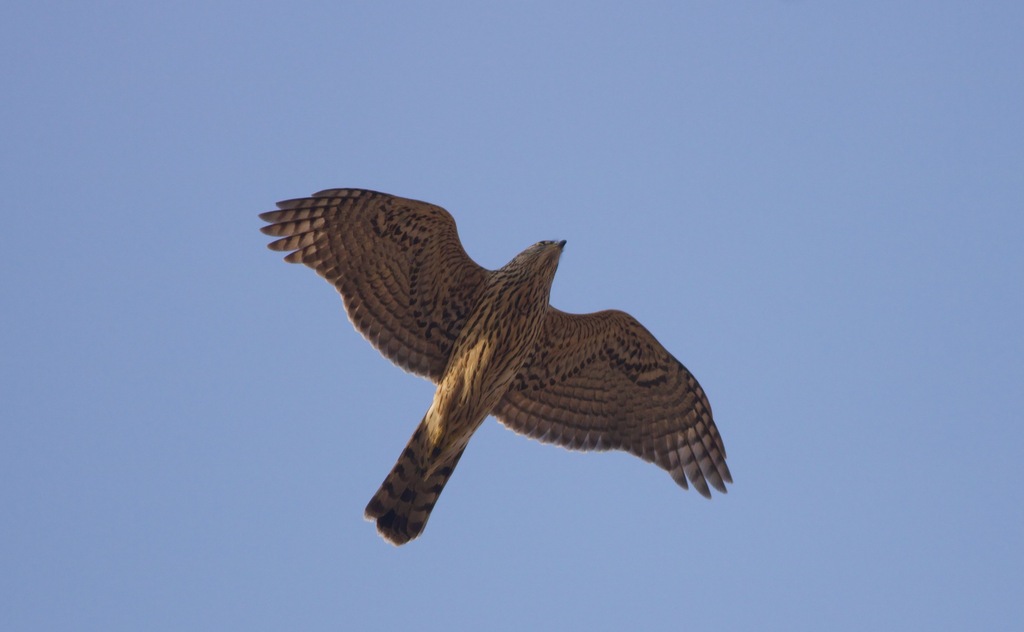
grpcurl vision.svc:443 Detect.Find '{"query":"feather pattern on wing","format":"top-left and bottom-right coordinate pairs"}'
top-left (493, 309), bottom-right (732, 496)
top-left (260, 189), bottom-right (488, 382)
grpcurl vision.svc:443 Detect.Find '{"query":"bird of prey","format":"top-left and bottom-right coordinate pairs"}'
top-left (260, 188), bottom-right (730, 545)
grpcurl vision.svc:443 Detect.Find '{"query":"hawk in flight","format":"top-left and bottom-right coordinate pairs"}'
top-left (260, 189), bottom-right (730, 545)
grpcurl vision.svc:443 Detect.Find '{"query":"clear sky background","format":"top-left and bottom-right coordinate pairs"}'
top-left (2, 2), bottom-right (1021, 630)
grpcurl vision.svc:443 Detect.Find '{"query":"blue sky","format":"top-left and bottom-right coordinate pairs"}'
top-left (2, 2), bottom-right (1021, 630)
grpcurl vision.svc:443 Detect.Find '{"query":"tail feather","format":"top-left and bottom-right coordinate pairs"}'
top-left (364, 424), bottom-right (465, 545)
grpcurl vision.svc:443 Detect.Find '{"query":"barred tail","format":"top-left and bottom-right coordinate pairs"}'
top-left (364, 422), bottom-right (465, 545)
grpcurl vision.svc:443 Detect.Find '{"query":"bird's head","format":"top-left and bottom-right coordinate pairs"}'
top-left (523, 239), bottom-right (566, 268)
top-left (505, 239), bottom-right (566, 284)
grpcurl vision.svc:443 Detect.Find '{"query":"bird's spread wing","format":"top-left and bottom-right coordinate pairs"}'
top-left (260, 189), bottom-right (489, 382)
top-left (493, 309), bottom-right (731, 496)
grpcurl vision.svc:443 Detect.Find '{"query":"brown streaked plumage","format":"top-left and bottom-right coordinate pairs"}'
top-left (260, 188), bottom-right (730, 545)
